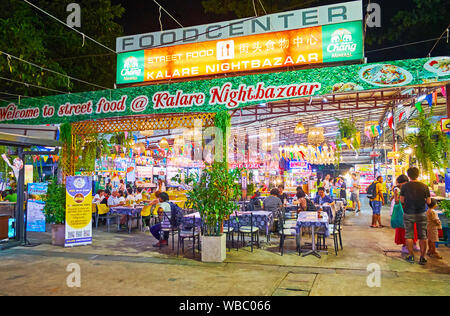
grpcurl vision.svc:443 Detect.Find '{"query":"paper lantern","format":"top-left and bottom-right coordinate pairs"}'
top-left (294, 122), bottom-right (306, 134)
top-left (159, 137), bottom-right (169, 149)
top-left (307, 127), bottom-right (324, 145)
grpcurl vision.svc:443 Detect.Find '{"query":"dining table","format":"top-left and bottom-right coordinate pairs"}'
top-left (109, 205), bottom-right (144, 234)
top-left (296, 211), bottom-right (329, 258)
top-left (285, 204), bottom-right (333, 223)
top-left (225, 210), bottom-right (274, 243)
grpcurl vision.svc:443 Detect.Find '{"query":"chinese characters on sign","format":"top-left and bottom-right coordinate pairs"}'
top-left (117, 21), bottom-right (364, 84)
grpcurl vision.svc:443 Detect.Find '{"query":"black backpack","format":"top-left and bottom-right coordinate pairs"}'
top-left (305, 198), bottom-right (317, 212)
top-left (366, 182), bottom-right (377, 199)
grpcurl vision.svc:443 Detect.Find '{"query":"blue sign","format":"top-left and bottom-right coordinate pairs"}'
top-left (445, 168), bottom-right (450, 196)
top-left (26, 183), bottom-right (48, 232)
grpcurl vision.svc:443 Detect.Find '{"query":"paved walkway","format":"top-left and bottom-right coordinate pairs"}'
top-left (0, 203), bottom-right (449, 296)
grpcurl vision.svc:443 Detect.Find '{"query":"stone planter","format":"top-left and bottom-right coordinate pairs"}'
top-left (51, 224), bottom-right (65, 247)
top-left (201, 234), bottom-right (226, 263)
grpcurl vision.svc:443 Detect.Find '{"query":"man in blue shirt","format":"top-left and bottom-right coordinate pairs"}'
top-left (313, 187), bottom-right (335, 206)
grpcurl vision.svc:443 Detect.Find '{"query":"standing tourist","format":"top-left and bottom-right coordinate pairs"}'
top-left (400, 167), bottom-right (431, 265)
top-left (350, 173), bottom-right (361, 213)
top-left (426, 199), bottom-right (442, 259)
top-left (369, 176), bottom-right (385, 228)
top-left (391, 175), bottom-right (419, 253)
top-left (323, 174), bottom-right (331, 195)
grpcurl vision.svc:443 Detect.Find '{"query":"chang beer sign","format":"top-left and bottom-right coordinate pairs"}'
top-left (116, 51), bottom-right (145, 84)
top-left (322, 21), bottom-right (364, 63)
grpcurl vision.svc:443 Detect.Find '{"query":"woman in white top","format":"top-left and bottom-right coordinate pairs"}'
top-left (93, 190), bottom-right (105, 204)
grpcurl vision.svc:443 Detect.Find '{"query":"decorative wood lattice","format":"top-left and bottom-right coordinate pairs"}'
top-left (71, 113), bottom-right (216, 135)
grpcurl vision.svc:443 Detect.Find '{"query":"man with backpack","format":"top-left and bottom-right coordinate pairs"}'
top-left (368, 176), bottom-right (385, 228)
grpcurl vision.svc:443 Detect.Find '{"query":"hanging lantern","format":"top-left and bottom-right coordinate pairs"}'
top-left (141, 130), bottom-right (154, 137)
top-left (294, 122), bottom-right (306, 134)
top-left (307, 127), bottom-right (324, 145)
top-left (159, 137), bottom-right (169, 149)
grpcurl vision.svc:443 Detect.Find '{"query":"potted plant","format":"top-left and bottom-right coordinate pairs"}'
top-left (43, 178), bottom-right (66, 246)
top-left (174, 162), bottom-right (241, 262)
top-left (405, 111), bottom-right (450, 183)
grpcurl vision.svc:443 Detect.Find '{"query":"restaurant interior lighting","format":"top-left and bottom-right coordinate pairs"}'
top-left (324, 131), bottom-right (339, 136)
top-left (159, 137), bottom-right (169, 148)
top-left (417, 95), bottom-right (426, 102)
top-left (315, 121), bottom-right (338, 127)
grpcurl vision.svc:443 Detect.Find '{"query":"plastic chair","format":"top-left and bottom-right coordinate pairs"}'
top-left (238, 213), bottom-right (260, 252)
top-left (96, 204), bottom-right (112, 231)
top-left (317, 210), bottom-right (343, 255)
top-left (278, 210), bottom-right (299, 256)
top-left (177, 215), bottom-right (201, 257)
top-left (160, 211), bottom-right (178, 250)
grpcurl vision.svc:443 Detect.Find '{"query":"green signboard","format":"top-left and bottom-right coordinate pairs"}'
top-left (116, 51), bottom-right (145, 85)
top-left (322, 21), bottom-right (364, 63)
top-left (0, 57), bottom-right (449, 125)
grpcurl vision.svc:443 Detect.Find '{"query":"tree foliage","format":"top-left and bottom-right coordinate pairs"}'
top-left (201, 0), bottom-right (320, 18)
top-left (0, 0), bottom-right (124, 99)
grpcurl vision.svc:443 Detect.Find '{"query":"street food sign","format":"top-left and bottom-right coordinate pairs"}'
top-left (116, 1), bottom-right (363, 53)
top-left (1, 57), bottom-right (449, 125)
top-left (117, 21), bottom-right (364, 84)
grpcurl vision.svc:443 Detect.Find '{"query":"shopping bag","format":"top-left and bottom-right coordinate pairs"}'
top-left (391, 203), bottom-right (404, 228)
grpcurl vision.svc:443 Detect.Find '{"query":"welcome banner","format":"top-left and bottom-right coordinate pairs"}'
top-left (0, 57), bottom-right (448, 125)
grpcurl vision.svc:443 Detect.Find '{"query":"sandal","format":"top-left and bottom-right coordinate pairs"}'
top-left (370, 225), bottom-right (378, 228)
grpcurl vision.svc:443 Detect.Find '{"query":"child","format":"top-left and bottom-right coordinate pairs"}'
top-left (426, 199), bottom-right (442, 259)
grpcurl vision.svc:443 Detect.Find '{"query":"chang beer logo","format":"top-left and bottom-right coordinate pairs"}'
top-left (121, 56), bottom-right (141, 77)
top-left (327, 28), bottom-right (357, 55)
top-left (322, 21), bottom-right (364, 62)
top-left (116, 51), bottom-right (144, 84)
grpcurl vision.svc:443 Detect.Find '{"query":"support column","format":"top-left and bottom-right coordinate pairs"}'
top-left (14, 147), bottom-right (25, 243)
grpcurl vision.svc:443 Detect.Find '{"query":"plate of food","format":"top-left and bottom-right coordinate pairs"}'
top-left (332, 82), bottom-right (363, 93)
top-left (359, 64), bottom-right (413, 87)
top-left (424, 57), bottom-right (450, 76)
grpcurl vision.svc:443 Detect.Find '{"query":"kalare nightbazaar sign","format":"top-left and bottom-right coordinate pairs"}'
top-left (0, 57), bottom-right (449, 125)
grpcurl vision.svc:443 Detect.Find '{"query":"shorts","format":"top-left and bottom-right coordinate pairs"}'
top-left (371, 200), bottom-right (382, 215)
top-left (351, 192), bottom-right (360, 205)
top-left (403, 213), bottom-right (427, 240)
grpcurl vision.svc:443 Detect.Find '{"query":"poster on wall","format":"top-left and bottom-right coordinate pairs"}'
top-left (126, 161), bottom-right (136, 183)
top-left (26, 183), bottom-right (48, 232)
top-left (65, 176), bottom-right (93, 247)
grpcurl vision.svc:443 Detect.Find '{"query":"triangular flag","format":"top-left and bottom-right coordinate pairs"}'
top-left (425, 94), bottom-right (433, 107)
top-left (376, 125), bottom-right (382, 135)
top-left (433, 91), bottom-right (438, 105)
top-left (399, 111), bottom-right (405, 121)
top-left (388, 115), bottom-right (394, 129)
top-left (415, 102), bottom-right (423, 113)
top-left (371, 126), bottom-right (376, 137)
top-left (441, 86), bottom-right (447, 97)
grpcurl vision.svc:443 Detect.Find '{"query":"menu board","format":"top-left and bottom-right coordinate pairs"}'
top-left (65, 176), bottom-right (92, 247)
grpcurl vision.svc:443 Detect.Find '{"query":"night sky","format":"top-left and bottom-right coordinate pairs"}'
top-left (111, 0), bottom-right (449, 62)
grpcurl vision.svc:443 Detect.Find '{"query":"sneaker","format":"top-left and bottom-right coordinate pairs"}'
top-left (401, 245), bottom-right (409, 254)
top-left (152, 240), bottom-right (168, 247)
top-left (418, 256), bottom-right (427, 265)
top-left (405, 255), bottom-right (414, 264)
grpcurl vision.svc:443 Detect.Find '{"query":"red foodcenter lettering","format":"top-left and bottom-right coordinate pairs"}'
top-left (0, 103), bottom-right (40, 121)
top-left (152, 90), bottom-right (205, 109)
top-left (209, 82), bottom-right (321, 109)
top-left (58, 101), bottom-right (93, 117)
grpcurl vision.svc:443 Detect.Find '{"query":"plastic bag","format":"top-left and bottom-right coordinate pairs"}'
top-left (391, 203), bottom-right (404, 228)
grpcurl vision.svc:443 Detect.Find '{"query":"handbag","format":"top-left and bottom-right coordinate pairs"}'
top-left (391, 203), bottom-right (404, 228)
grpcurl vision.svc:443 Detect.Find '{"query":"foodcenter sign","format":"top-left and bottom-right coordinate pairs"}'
top-left (117, 20), bottom-right (364, 84)
top-left (116, 1), bottom-right (363, 53)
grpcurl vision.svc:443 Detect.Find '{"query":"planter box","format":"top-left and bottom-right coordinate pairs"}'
top-left (0, 216), bottom-right (9, 240)
top-left (201, 234), bottom-right (226, 263)
top-left (51, 224), bottom-right (65, 247)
